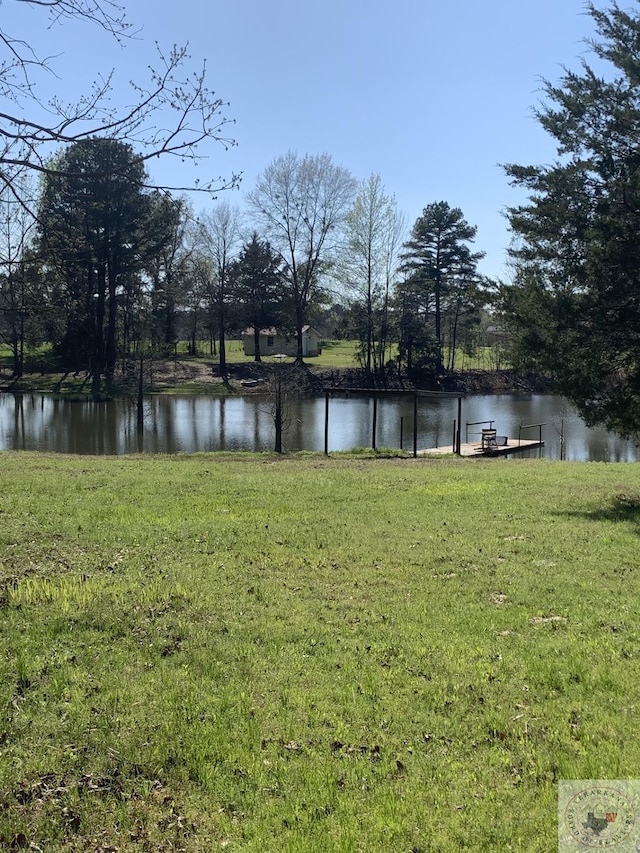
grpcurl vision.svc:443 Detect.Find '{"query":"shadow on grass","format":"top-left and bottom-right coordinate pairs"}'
top-left (559, 491), bottom-right (640, 535)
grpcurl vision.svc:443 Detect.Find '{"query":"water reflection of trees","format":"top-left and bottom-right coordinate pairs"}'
top-left (0, 394), bottom-right (638, 459)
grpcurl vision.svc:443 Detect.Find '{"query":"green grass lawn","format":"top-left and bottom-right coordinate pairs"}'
top-left (0, 341), bottom-right (362, 392)
top-left (311, 340), bottom-right (361, 368)
top-left (1, 452), bottom-right (638, 851)
top-left (222, 341), bottom-right (507, 371)
top-left (0, 341), bottom-right (510, 396)
top-left (188, 340), bottom-right (508, 372)
top-left (221, 339), bottom-right (361, 369)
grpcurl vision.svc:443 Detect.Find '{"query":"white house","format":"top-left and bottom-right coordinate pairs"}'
top-left (242, 326), bottom-right (321, 357)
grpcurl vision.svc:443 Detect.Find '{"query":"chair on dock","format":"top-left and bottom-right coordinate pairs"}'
top-left (481, 428), bottom-right (497, 450)
top-left (481, 429), bottom-right (509, 452)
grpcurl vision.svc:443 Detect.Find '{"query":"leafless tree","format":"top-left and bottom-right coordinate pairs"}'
top-left (248, 151), bottom-right (356, 363)
top-left (194, 201), bottom-right (241, 376)
top-left (0, 174), bottom-right (39, 374)
top-left (338, 173), bottom-right (405, 376)
top-left (1, 0), bottom-right (239, 213)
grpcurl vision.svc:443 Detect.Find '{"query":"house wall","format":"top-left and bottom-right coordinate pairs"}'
top-left (243, 328), bottom-right (320, 357)
top-left (301, 329), bottom-right (319, 357)
top-left (243, 333), bottom-right (296, 356)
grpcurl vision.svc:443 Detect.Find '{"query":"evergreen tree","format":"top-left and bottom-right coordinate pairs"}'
top-left (395, 273), bottom-right (441, 373)
top-left (145, 195), bottom-right (191, 355)
top-left (503, 1), bottom-right (640, 437)
top-left (399, 201), bottom-right (484, 373)
top-left (228, 234), bottom-right (284, 362)
top-left (37, 138), bottom-right (152, 380)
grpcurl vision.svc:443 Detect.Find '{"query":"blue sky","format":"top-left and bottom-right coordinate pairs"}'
top-left (6, 0), bottom-right (608, 279)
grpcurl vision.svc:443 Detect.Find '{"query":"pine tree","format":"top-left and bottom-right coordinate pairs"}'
top-left (503, 1), bottom-right (640, 438)
top-left (229, 234), bottom-right (285, 362)
top-left (399, 201), bottom-right (484, 373)
top-left (37, 138), bottom-right (151, 380)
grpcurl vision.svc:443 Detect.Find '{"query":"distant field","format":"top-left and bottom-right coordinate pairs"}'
top-left (0, 340), bottom-right (361, 376)
top-left (218, 340), bottom-right (508, 371)
top-left (1, 452), bottom-right (639, 850)
top-left (0, 340), bottom-right (509, 379)
top-left (220, 338), bottom-right (360, 369)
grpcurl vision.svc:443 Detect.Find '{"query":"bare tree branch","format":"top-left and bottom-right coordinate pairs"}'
top-left (1, 0), bottom-right (239, 219)
top-left (15, 0), bottom-right (132, 39)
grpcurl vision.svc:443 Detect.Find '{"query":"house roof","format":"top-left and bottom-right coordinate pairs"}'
top-left (243, 327), bottom-right (279, 336)
top-left (243, 326), bottom-right (319, 336)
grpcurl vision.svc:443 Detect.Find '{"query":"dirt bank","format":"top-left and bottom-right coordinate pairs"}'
top-left (0, 357), bottom-right (552, 398)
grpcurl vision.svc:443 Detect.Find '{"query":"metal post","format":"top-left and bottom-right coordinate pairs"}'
top-left (400, 416), bottom-right (404, 450)
top-left (372, 395), bottom-right (378, 451)
top-left (324, 391), bottom-right (329, 455)
top-left (413, 393), bottom-right (418, 458)
top-left (456, 396), bottom-right (462, 455)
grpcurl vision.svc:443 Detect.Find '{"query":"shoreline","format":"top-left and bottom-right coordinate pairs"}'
top-left (0, 358), bottom-right (552, 399)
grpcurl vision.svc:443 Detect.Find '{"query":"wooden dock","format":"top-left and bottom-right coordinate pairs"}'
top-left (419, 438), bottom-right (545, 458)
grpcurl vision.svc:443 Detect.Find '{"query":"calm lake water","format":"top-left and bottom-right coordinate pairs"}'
top-left (0, 392), bottom-right (638, 461)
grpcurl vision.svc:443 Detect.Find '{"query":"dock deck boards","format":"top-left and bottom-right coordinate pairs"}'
top-left (419, 439), bottom-right (545, 458)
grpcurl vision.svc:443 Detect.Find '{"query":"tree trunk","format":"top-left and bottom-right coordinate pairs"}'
top-left (190, 306), bottom-right (197, 356)
top-left (434, 270), bottom-right (443, 373)
top-left (106, 262), bottom-right (118, 378)
top-left (165, 296), bottom-right (176, 348)
top-left (94, 262), bottom-right (106, 380)
top-left (218, 288), bottom-right (227, 377)
top-left (448, 302), bottom-right (461, 373)
top-left (295, 299), bottom-right (305, 364)
top-left (137, 354), bottom-right (144, 432)
top-left (219, 324), bottom-right (227, 375)
top-left (274, 370), bottom-right (283, 453)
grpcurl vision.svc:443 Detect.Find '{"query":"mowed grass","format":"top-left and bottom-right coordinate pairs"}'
top-left (221, 340), bottom-right (507, 371)
top-left (1, 453), bottom-right (639, 851)
top-left (221, 339), bottom-right (360, 369)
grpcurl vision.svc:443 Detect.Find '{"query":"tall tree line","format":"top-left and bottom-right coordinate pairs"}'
top-left (0, 138), bottom-right (491, 383)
